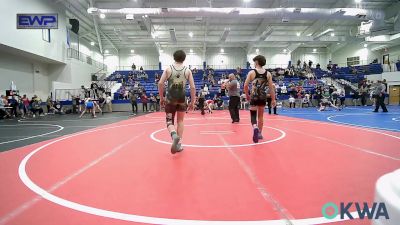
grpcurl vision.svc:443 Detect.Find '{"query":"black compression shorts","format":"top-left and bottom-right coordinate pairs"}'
top-left (250, 99), bottom-right (267, 107)
top-left (165, 101), bottom-right (187, 113)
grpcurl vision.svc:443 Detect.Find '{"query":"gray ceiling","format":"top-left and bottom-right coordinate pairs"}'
top-left (56, 0), bottom-right (400, 53)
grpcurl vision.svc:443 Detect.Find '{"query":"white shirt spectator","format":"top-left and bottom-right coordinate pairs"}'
top-left (106, 96), bottom-right (112, 104)
top-left (203, 85), bottom-right (209, 92)
top-left (281, 85), bottom-right (287, 94)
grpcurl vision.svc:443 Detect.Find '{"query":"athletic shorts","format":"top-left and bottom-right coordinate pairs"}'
top-left (250, 99), bottom-right (267, 107)
top-left (165, 101), bottom-right (187, 113)
top-left (86, 102), bottom-right (94, 109)
top-left (322, 102), bottom-right (330, 106)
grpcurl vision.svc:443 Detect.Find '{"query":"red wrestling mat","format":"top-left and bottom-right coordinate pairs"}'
top-left (0, 111), bottom-right (399, 225)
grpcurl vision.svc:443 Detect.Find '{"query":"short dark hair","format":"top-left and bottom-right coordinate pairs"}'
top-left (173, 50), bottom-right (186, 63)
top-left (253, 55), bottom-right (266, 67)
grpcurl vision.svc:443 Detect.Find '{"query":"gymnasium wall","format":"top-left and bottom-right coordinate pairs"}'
top-left (160, 48), bottom-right (203, 69)
top-left (104, 48), bottom-right (159, 71)
top-left (331, 42), bottom-right (381, 66)
top-left (291, 48), bottom-right (329, 69)
top-left (206, 48), bottom-right (247, 69)
top-left (0, 50), bottom-right (101, 100)
top-left (0, 52), bottom-right (50, 99)
top-left (48, 59), bottom-right (100, 91)
top-left (107, 47), bottom-right (248, 70)
top-left (247, 48), bottom-right (291, 68)
top-left (104, 55), bottom-right (119, 73)
top-left (118, 48), bottom-right (159, 70)
top-left (72, 38), bottom-right (104, 64)
top-left (0, 0), bottom-right (67, 63)
top-left (0, 0), bottom-right (105, 100)
top-left (365, 72), bottom-right (400, 90)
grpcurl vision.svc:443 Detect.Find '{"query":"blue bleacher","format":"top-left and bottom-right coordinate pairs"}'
top-left (107, 63), bottom-right (384, 99)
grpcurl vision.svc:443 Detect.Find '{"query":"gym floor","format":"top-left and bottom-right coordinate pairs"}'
top-left (0, 106), bottom-right (399, 225)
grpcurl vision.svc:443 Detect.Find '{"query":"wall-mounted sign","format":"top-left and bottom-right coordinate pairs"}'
top-left (17, 14), bottom-right (58, 29)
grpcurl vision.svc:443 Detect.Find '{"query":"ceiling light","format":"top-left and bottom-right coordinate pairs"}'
top-left (364, 44), bottom-right (368, 48)
top-left (126, 14), bottom-right (134, 20)
top-left (283, 49), bottom-right (287, 53)
top-left (130, 49), bottom-right (135, 53)
top-left (255, 48), bottom-right (259, 53)
top-left (190, 49), bottom-right (193, 53)
top-left (296, 32), bottom-right (301, 37)
top-left (220, 48), bottom-right (224, 53)
top-left (104, 50), bottom-right (109, 54)
top-left (159, 49), bottom-right (164, 53)
top-left (90, 41), bottom-right (95, 46)
top-left (169, 28), bottom-right (177, 43)
top-left (337, 42), bottom-right (340, 45)
top-left (313, 49), bottom-right (317, 52)
top-left (188, 32), bottom-right (193, 38)
top-left (331, 32), bottom-right (335, 37)
top-left (220, 28), bottom-right (231, 42)
top-left (87, 7), bottom-right (99, 14)
top-left (99, 13), bottom-right (106, 19)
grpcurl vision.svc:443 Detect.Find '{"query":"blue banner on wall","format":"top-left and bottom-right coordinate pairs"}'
top-left (17, 14), bottom-right (58, 29)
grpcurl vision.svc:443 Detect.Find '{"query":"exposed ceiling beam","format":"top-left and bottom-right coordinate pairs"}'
top-left (99, 30), bottom-right (118, 52)
top-left (254, 19), bottom-right (270, 37)
top-left (142, 16), bottom-right (161, 51)
top-left (220, 28), bottom-right (230, 42)
top-left (169, 28), bottom-right (177, 43)
top-left (246, 43), bottom-right (255, 55)
top-left (385, 2), bottom-right (400, 20)
top-left (286, 43), bottom-right (302, 52)
top-left (79, 31), bottom-right (94, 38)
top-left (269, 0), bottom-right (281, 8)
top-left (64, 0), bottom-right (118, 52)
top-left (203, 18), bottom-right (209, 60)
top-left (302, 0), bottom-right (348, 37)
top-left (89, 0), bottom-right (103, 53)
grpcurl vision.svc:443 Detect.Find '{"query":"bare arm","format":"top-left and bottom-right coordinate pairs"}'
top-left (244, 70), bottom-right (254, 99)
top-left (187, 70), bottom-right (196, 106)
top-left (158, 67), bottom-right (170, 100)
top-left (267, 72), bottom-right (276, 102)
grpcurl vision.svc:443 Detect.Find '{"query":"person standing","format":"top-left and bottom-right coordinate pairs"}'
top-left (79, 98), bottom-right (96, 118)
top-left (240, 92), bottom-right (247, 110)
top-left (155, 93), bottom-right (160, 111)
top-left (105, 94), bottom-right (112, 113)
top-left (149, 93), bottom-right (156, 112)
top-left (359, 84), bottom-right (368, 106)
top-left (129, 92), bottom-right (138, 115)
top-left (227, 73), bottom-right (240, 123)
top-left (158, 50), bottom-right (196, 154)
top-left (339, 90), bottom-right (346, 108)
top-left (198, 91), bottom-right (206, 115)
top-left (289, 95), bottom-right (296, 108)
top-left (267, 84), bottom-right (278, 114)
top-left (373, 80), bottom-right (388, 113)
top-left (244, 55), bottom-right (276, 143)
top-left (21, 94), bottom-right (30, 116)
top-left (141, 93), bottom-right (148, 112)
top-left (46, 96), bottom-right (52, 113)
top-left (220, 79), bottom-right (227, 96)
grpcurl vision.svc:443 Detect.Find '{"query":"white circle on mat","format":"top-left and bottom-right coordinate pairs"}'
top-left (18, 120), bottom-right (373, 224)
top-left (150, 123), bottom-right (286, 148)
